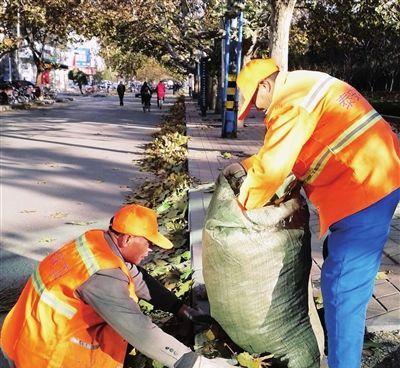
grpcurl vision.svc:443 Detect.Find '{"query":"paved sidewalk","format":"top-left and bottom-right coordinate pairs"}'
top-left (186, 99), bottom-right (400, 333)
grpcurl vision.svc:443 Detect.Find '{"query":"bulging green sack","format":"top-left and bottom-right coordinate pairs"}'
top-left (202, 175), bottom-right (324, 368)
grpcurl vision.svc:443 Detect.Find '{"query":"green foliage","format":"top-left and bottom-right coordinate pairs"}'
top-left (124, 96), bottom-right (190, 368)
top-left (93, 70), bottom-right (105, 84)
top-left (290, 0), bottom-right (400, 91)
top-left (80, 1), bottom-right (222, 74)
top-left (127, 97), bottom-right (191, 296)
top-left (100, 46), bottom-right (147, 79)
top-left (0, 35), bottom-right (22, 59)
top-left (68, 69), bottom-right (88, 86)
top-left (135, 57), bottom-right (178, 82)
top-left (364, 92), bottom-right (400, 116)
top-left (1, 0), bottom-right (86, 79)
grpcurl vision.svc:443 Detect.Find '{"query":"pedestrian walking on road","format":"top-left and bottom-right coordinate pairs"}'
top-left (156, 80), bottom-right (166, 109)
top-left (117, 81), bottom-right (126, 106)
top-left (223, 58), bottom-right (400, 368)
top-left (141, 82), bottom-right (152, 112)
top-left (0, 204), bottom-right (234, 368)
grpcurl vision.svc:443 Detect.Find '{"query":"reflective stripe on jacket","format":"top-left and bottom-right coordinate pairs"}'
top-left (239, 71), bottom-right (400, 235)
top-left (0, 230), bottom-right (137, 368)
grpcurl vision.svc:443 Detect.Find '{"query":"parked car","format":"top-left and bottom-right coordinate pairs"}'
top-left (128, 82), bottom-right (141, 93)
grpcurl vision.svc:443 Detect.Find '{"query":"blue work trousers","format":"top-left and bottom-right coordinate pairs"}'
top-left (321, 188), bottom-right (399, 368)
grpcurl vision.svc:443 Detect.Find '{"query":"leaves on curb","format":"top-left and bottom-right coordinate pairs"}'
top-left (124, 97), bottom-right (191, 368)
top-left (50, 211), bottom-right (68, 219)
top-left (66, 220), bottom-right (97, 226)
top-left (220, 152), bottom-right (233, 159)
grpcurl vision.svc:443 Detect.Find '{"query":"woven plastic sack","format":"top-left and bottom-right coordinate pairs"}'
top-left (202, 175), bottom-right (324, 368)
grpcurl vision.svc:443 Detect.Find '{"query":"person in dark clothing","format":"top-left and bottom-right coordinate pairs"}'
top-left (140, 82), bottom-right (152, 112)
top-left (117, 81), bottom-right (126, 106)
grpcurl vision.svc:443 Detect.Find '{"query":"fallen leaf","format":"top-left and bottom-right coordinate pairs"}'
top-left (237, 352), bottom-right (274, 368)
top-left (66, 221), bottom-right (97, 226)
top-left (220, 152), bottom-right (233, 159)
top-left (375, 271), bottom-right (389, 280)
top-left (175, 279), bottom-right (192, 297)
top-left (204, 329), bottom-right (216, 341)
top-left (39, 237), bottom-right (56, 244)
top-left (50, 212), bottom-right (68, 219)
top-left (139, 300), bottom-right (154, 313)
top-left (314, 293), bottom-right (324, 309)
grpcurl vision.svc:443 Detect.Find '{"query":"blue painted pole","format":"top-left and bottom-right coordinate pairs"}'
top-left (233, 11), bottom-right (244, 136)
top-left (221, 18), bottom-right (231, 138)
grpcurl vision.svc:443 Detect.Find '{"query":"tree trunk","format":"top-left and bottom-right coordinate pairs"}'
top-left (193, 71), bottom-right (199, 99)
top-left (32, 50), bottom-right (43, 85)
top-left (211, 76), bottom-right (218, 112)
top-left (36, 69), bottom-right (43, 85)
top-left (269, 0), bottom-right (297, 71)
top-left (207, 74), bottom-right (214, 110)
top-left (215, 72), bottom-right (222, 114)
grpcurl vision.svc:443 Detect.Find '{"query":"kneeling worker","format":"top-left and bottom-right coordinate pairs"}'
top-left (1, 204), bottom-right (233, 368)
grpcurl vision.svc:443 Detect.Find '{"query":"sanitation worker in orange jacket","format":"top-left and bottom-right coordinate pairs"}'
top-left (223, 59), bottom-right (399, 368)
top-left (0, 204), bottom-right (234, 368)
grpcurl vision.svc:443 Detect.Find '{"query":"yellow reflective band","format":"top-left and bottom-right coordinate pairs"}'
top-left (228, 75), bottom-right (236, 81)
top-left (226, 101), bottom-right (234, 109)
top-left (303, 110), bottom-right (381, 184)
top-left (227, 87), bottom-right (236, 95)
top-left (32, 267), bottom-right (77, 319)
top-left (301, 75), bottom-right (335, 113)
top-left (76, 234), bottom-right (100, 276)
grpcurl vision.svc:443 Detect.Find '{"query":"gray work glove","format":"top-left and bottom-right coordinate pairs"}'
top-left (194, 356), bottom-right (236, 367)
top-left (222, 162), bottom-right (246, 196)
top-left (177, 304), bottom-right (215, 330)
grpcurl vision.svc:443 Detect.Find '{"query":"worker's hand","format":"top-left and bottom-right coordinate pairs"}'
top-left (222, 162), bottom-right (246, 195)
top-left (193, 356), bottom-right (237, 367)
top-left (177, 304), bottom-right (215, 330)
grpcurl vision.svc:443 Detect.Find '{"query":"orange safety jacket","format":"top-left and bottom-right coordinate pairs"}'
top-left (239, 71), bottom-right (400, 235)
top-left (1, 230), bottom-right (138, 368)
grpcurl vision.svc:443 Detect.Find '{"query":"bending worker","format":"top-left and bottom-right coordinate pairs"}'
top-left (1, 204), bottom-right (233, 368)
top-left (224, 58), bottom-right (399, 368)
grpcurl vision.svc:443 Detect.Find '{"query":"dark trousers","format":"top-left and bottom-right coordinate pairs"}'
top-left (118, 94), bottom-right (124, 106)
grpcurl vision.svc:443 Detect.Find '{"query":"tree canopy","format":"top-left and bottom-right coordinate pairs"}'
top-left (1, 0), bottom-right (87, 81)
top-left (290, 0), bottom-right (400, 90)
top-left (2, 0), bottom-right (398, 91)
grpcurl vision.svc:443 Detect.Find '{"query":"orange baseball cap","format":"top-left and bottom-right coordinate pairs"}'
top-left (237, 58), bottom-right (279, 120)
top-left (111, 204), bottom-right (173, 249)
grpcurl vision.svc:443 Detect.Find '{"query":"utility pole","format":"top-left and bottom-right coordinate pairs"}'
top-left (234, 11), bottom-right (244, 130)
top-left (221, 0), bottom-right (244, 138)
top-left (221, 18), bottom-right (231, 136)
top-left (15, 8), bottom-right (21, 80)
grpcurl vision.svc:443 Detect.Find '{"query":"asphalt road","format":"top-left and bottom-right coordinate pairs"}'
top-left (0, 92), bottom-right (174, 346)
